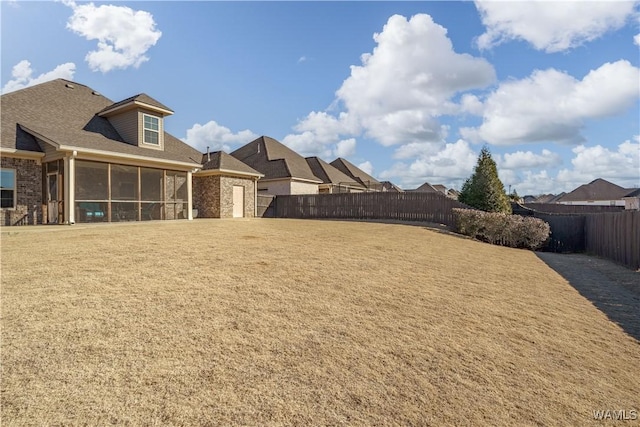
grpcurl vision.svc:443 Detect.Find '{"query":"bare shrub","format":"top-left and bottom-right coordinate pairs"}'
top-left (453, 208), bottom-right (550, 250)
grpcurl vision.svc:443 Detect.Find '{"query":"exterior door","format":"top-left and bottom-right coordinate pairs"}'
top-left (47, 173), bottom-right (59, 224)
top-left (232, 185), bottom-right (244, 218)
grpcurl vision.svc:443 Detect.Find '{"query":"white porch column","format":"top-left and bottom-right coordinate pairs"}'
top-left (64, 152), bottom-right (76, 224)
top-left (187, 170), bottom-right (193, 220)
top-left (254, 177), bottom-right (258, 218)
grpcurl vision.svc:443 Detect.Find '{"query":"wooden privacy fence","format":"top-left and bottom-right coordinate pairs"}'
top-left (585, 211), bottom-right (640, 270)
top-left (274, 192), bottom-right (469, 227)
top-left (257, 194), bottom-right (276, 218)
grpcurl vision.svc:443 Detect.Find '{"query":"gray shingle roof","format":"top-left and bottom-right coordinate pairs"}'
top-left (201, 151), bottom-right (262, 176)
top-left (329, 157), bottom-right (381, 188)
top-left (624, 188), bottom-right (640, 198)
top-left (98, 93), bottom-right (174, 116)
top-left (408, 182), bottom-right (438, 193)
top-left (380, 181), bottom-right (403, 192)
top-left (305, 157), bottom-right (364, 188)
top-left (557, 179), bottom-right (631, 202)
top-left (230, 136), bottom-right (321, 182)
top-left (1, 79), bottom-right (202, 166)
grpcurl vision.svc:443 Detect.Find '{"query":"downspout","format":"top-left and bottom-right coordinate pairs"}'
top-left (254, 176), bottom-right (258, 218)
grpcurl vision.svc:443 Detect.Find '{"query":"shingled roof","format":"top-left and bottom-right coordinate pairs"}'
top-left (556, 179), bottom-right (633, 202)
top-left (230, 136), bottom-right (321, 182)
top-left (329, 157), bottom-right (381, 189)
top-left (305, 157), bottom-right (364, 188)
top-left (98, 93), bottom-right (174, 116)
top-left (1, 79), bottom-right (202, 166)
top-left (200, 151), bottom-right (262, 176)
top-left (410, 182), bottom-right (439, 193)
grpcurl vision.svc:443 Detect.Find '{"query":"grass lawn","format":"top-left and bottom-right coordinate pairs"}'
top-left (1, 219), bottom-right (638, 426)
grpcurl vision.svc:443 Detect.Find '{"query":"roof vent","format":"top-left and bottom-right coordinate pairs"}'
top-left (65, 83), bottom-right (75, 89)
top-left (92, 91), bottom-right (100, 96)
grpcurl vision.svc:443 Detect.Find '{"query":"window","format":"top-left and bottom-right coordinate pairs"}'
top-left (0, 168), bottom-right (16, 209)
top-left (143, 114), bottom-right (160, 145)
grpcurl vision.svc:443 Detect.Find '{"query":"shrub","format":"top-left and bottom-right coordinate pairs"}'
top-left (452, 208), bottom-right (550, 250)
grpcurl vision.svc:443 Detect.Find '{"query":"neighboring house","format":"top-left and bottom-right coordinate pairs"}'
top-left (193, 151), bottom-right (263, 218)
top-left (305, 157), bottom-right (365, 193)
top-left (447, 189), bottom-right (460, 200)
top-left (556, 179), bottom-right (635, 207)
top-left (623, 188), bottom-right (640, 210)
top-left (1, 79), bottom-right (203, 226)
top-left (534, 193), bottom-right (565, 203)
top-left (432, 184), bottom-right (448, 195)
top-left (230, 136), bottom-right (322, 195)
top-left (409, 182), bottom-right (439, 193)
top-left (330, 157), bottom-right (382, 191)
top-left (380, 181), bottom-right (403, 192)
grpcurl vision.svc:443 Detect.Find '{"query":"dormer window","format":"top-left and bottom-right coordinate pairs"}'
top-left (143, 114), bottom-right (160, 145)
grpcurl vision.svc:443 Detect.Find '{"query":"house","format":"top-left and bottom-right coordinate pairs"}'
top-left (556, 179), bottom-right (635, 207)
top-left (305, 157), bottom-right (365, 193)
top-left (533, 193), bottom-right (565, 203)
top-left (447, 188), bottom-right (460, 200)
top-left (230, 136), bottom-right (322, 195)
top-left (432, 184), bottom-right (448, 195)
top-left (1, 79), bottom-right (205, 225)
top-left (408, 182), bottom-right (439, 193)
top-left (193, 151), bottom-right (263, 218)
top-left (329, 157), bottom-right (382, 191)
top-left (623, 188), bottom-right (640, 210)
top-left (380, 181), bottom-right (403, 192)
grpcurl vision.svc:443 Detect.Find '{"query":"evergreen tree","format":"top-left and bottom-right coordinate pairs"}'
top-left (459, 146), bottom-right (512, 213)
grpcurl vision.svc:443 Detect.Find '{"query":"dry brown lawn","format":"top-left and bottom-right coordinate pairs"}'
top-left (1, 219), bottom-right (638, 426)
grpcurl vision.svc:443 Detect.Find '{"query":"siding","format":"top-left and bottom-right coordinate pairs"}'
top-left (108, 109), bottom-right (138, 145)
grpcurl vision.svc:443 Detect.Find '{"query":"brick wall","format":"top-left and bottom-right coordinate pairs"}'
top-left (193, 175), bottom-right (221, 218)
top-left (1, 156), bottom-right (43, 226)
top-left (193, 174), bottom-right (256, 218)
top-left (219, 176), bottom-right (255, 218)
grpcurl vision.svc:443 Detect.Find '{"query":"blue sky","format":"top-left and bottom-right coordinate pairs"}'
top-left (2, 1), bottom-right (639, 195)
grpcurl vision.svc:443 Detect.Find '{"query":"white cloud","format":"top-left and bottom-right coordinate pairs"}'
top-left (380, 139), bottom-right (478, 189)
top-left (284, 13), bottom-right (496, 150)
top-left (634, 33), bottom-right (640, 46)
top-left (337, 14), bottom-right (495, 146)
top-left (467, 60), bottom-right (640, 145)
top-left (357, 161), bottom-right (374, 176)
top-left (497, 138), bottom-right (640, 195)
top-left (65, 1), bottom-right (162, 73)
top-left (499, 149), bottom-right (562, 170)
top-left (182, 120), bottom-right (257, 154)
top-left (334, 138), bottom-right (357, 158)
top-left (475, 0), bottom-right (636, 52)
top-left (556, 139), bottom-right (640, 188)
top-left (2, 60), bottom-right (76, 94)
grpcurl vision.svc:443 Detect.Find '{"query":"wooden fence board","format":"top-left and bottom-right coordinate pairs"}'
top-left (274, 192), bottom-right (469, 227)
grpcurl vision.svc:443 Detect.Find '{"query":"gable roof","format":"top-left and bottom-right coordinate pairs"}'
top-left (329, 157), bottom-right (381, 188)
top-left (200, 151), bottom-right (262, 177)
top-left (623, 188), bottom-right (640, 198)
top-left (305, 157), bottom-right (364, 188)
top-left (98, 93), bottom-right (174, 117)
top-left (556, 179), bottom-right (632, 202)
top-left (432, 184), bottom-right (448, 194)
top-left (1, 79), bottom-right (202, 167)
top-left (381, 181), bottom-right (403, 192)
top-left (230, 136), bottom-right (321, 182)
top-left (410, 182), bottom-right (439, 193)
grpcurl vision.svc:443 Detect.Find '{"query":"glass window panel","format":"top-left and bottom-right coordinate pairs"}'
top-left (112, 202), bottom-right (138, 222)
top-left (75, 161), bottom-right (108, 200)
top-left (111, 165), bottom-right (138, 200)
top-left (141, 168), bottom-right (163, 202)
top-left (76, 202), bottom-right (108, 223)
top-left (144, 129), bottom-right (158, 145)
top-left (141, 202), bottom-right (162, 221)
